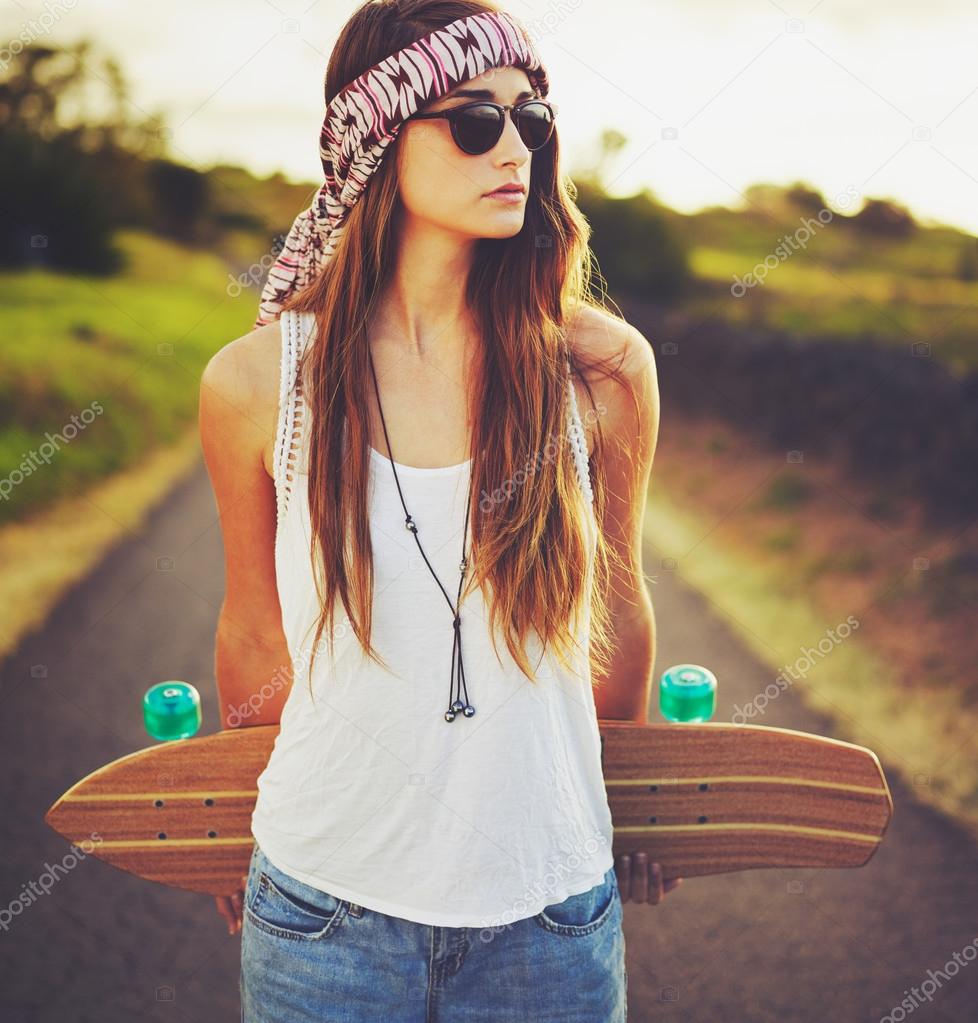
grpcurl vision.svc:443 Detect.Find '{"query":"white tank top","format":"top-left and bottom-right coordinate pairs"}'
top-left (250, 309), bottom-right (614, 928)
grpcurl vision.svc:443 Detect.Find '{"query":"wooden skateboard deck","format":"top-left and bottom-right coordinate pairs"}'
top-left (601, 721), bottom-right (892, 881)
top-left (45, 720), bottom-right (892, 896)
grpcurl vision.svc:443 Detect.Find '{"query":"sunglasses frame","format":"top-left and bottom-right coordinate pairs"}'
top-left (406, 97), bottom-right (559, 155)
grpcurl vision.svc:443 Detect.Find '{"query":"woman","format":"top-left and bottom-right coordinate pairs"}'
top-left (199, 1), bottom-right (679, 1019)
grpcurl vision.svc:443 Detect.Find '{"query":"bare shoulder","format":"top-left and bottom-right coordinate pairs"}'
top-left (566, 303), bottom-right (650, 372)
top-left (199, 318), bottom-right (283, 479)
top-left (565, 304), bottom-right (658, 454)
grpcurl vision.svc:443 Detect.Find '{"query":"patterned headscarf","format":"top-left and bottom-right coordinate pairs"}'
top-left (254, 9), bottom-right (549, 328)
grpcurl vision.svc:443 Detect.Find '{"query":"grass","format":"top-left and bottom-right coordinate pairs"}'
top-left (0, 225), bottom-right (267, 659)
top-left (680, 211), bottom-right (978, 373)
top-left (0, 229), bottom-right (257, 525)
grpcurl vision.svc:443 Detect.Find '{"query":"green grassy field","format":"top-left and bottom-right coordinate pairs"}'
top-left (0, 229), bottom-right (257, 524)
top-left (670, 205), bottom-right (978, 373)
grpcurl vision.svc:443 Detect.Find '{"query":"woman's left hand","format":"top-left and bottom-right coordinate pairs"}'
top-left (615, 852), bottom-right (683, 904)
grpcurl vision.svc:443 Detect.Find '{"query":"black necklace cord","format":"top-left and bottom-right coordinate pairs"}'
top-left (366, 352), bottom-right (476, 723)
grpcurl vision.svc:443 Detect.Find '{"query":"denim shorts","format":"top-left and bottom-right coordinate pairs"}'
top-left (240, 842), bottom-right (627, 1022)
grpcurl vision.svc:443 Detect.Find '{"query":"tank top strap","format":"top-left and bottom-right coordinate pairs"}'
top-left (273, 309), bottom-right (313, 525)
top-left (565, 354), bottom-right (595, 509)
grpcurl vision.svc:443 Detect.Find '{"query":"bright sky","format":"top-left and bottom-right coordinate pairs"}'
top-left (7, 0), bottom-right (978, 232)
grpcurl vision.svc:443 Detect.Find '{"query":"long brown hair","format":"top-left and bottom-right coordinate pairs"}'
top-left (280, 0), bottom-right (636, 699)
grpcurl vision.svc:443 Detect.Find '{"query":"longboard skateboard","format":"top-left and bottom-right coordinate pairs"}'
top-left (45, 719), bottom-right (892, 896)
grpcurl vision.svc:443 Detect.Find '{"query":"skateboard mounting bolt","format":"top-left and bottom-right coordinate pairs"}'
top-left (158, 832), bottom-right (167, 840)
top-left (698, 815), bottom-right (708, 824)
top-left (154, 799), bottom-right (164, 808)
top-left (204, 797), bottom-right (214, 806)
top-left (698, 783), bottom-right (709, 791)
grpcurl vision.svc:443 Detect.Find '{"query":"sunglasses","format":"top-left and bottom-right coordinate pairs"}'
top-left (407, 98), bottom-right (558, 156)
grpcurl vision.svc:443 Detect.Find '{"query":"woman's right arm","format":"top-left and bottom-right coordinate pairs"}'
top-left (198, 324), bottom-right (293, 731)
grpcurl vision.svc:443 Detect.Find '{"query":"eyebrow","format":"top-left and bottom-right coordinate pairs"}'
top-left (442, 87), bottom-right (537, 103)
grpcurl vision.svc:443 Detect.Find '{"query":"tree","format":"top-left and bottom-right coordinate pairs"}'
top-left (850, 197), bottom-right (916, 238)
top-left (957, 236), bottom-right (978, 282)
top-left (0, 39), bottom-right (173, 270)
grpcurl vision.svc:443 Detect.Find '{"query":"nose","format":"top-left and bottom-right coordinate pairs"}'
top-left (493, 108), bottom-right (530, 166)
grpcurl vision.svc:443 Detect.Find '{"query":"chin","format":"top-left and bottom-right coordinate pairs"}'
top-left (478, 216), bottom-right (526, 239)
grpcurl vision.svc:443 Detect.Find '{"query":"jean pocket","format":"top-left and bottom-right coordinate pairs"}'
top-left (533, 868), bottom-right (620, 936)
top-left (245, 846), bottom-right (350, 941)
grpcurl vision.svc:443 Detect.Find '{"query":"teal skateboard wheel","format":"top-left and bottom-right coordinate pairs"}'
top-left (659, 664), bottom-right (717, 722)
top-left (143, 681), bottom-right (202, 740)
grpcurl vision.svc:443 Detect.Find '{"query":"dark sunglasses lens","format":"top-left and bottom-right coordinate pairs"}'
top-left (454, 105), bottom-right (505, 154)
top-left (515, 102), bottom-right (555, 150)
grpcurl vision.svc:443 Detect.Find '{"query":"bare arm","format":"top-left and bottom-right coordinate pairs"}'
top-left (198, 325), bottom-right (292, 729)
top-left (586, 321), bottom-right (660, 723)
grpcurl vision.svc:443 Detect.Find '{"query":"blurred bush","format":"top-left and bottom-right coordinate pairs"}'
top-left (576, 180), bottom-right (692, 301)
top-left (0, 126), bottom-right (122, 272)
top-left (0, 40), bottom-right (222, 273)
top-left (620, 297), bottom-right (978, 526)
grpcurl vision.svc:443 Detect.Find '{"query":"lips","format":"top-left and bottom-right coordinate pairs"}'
top-left (486, 184), bottom-right (526, 196)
